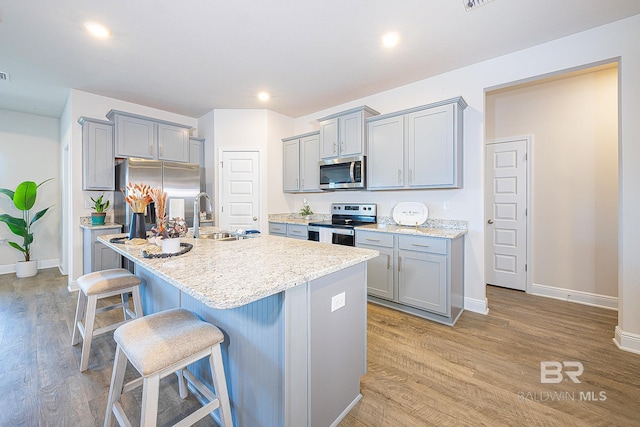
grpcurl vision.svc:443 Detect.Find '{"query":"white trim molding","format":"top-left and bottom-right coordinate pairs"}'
top-left (465, 296), bottom-right (489, 315)
top-left (0, 258), bottom-right (60, 276)
top-left (613, 326), bottom-right (640, 355)
top-left (531, 283), bottom-right (618, 310)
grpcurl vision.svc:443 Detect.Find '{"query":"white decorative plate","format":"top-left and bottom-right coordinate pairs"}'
top-left (392, 202), bottom-right (429, 226)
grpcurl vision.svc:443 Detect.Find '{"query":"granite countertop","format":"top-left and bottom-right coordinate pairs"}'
top-left (268, 213), bottom-right (331, 225)
top-left (98, 231), bottom-right (378, 310)
top-left (355, 223), bottom-right (467, 239)
top-left (80, 222), bottom-right (122, 230)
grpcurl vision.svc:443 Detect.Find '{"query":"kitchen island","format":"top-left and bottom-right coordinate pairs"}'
top-left (98, 233), bottom-right (378, 427)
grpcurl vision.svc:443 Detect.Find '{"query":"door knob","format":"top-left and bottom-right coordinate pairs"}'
top-left (253, 217), bottom-right (258, 221)
top-left (487, 219), bottom-right (494, 224)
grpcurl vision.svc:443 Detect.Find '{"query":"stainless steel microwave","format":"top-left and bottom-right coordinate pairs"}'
top-left (319, 156), bottom-right (365, 190)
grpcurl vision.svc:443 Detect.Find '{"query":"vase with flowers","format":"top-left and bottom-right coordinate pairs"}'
top-left (148, 186), bottom-right (187, 253)
top-left (122, 182), bottom-right (152, 239)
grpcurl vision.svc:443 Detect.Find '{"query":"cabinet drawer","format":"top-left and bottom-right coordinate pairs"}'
top-left (356, 231), bottom-right (394, 248)
top-left (398, 235), bottom-right (447, 255)
top-left (269, 223), bottom-right (287, 235)
top-left (287, 224), bottom-right (308, 239)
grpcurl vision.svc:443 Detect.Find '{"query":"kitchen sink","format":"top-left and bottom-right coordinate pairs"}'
top-left (197, 231), bottom-right (233, 240)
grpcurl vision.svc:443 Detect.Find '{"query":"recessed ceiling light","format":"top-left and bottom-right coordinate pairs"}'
top-left (84, 21), bottom-right (111, 38)
top-left (257, 92), bottom-right (270, 102)
top-left (381, 32), bottom-right (400, 48)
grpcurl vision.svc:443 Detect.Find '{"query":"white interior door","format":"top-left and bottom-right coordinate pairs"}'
top-left (219, 150), bottom-right (260, 231)
top-left (485, 138), bottom-right (528, 291)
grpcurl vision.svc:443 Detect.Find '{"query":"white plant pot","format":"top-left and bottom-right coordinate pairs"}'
top-left (161, 237), bottom-right (181, 254)
top-left (16, 260), bottom-right (38, 278)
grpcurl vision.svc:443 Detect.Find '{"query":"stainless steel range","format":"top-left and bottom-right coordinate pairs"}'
top-left (308, 203), bottom-right (377, 246)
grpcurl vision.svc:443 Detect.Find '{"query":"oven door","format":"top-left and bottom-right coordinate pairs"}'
top-left (330, 228), bottom-right (355, 246)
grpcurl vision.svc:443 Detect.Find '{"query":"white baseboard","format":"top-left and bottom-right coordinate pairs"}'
top-left (0, 258), bottom-right (60, 276)
top-left (613, 326), bottom-right (640, 355)
top-left (530, 283), bottom-right (618, 310)
top-left (465, 296), bottom-right (489, 315)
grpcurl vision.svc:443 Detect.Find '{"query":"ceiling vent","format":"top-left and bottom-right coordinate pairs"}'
top-left (0, 71), bottom-right (9, 81)
top-left (463, 0), bottom-right (494, 11)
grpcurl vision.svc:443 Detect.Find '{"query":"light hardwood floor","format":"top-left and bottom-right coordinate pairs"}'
top-left (1, 268), bottom-right (638, 426)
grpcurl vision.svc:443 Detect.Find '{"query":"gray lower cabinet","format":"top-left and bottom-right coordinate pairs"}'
top-left (356, 229), bottom-right (464, 325)
top-left (79, 117), bottom-right (114, 190)
top-left (83, 225), bottom-right (122, 274)
top-left (269, 222), bottom-right (308, 240)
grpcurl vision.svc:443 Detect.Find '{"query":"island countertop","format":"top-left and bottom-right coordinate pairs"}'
top-left (98, 233), bottom-right (378, 310)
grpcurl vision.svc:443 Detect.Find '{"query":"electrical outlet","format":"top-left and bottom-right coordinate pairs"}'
top-left (331, 292), bottom-right (346, 312)
top-left (443, 201), bottom-right (451, 211)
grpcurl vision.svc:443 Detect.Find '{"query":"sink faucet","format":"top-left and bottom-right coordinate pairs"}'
top-left (193, 192), bottom-right (212, 238)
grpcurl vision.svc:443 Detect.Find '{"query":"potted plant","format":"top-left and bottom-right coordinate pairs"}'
top-left (152, 217), bottom-right (187, 254)
top-left (300, 199), bottom-right (313, 219)
top-left (0, 179), bottom-right (53, 278)
top-left (90, 193), bottom-right (110, 225)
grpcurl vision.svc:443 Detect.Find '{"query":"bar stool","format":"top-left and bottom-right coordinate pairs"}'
top-left (104, 308), bottom-right (233, 427)
top-left (71, 268), bottom-right (143, 372)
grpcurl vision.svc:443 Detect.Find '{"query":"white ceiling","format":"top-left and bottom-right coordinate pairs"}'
top-left (1, 0), bottom-right (639, 119)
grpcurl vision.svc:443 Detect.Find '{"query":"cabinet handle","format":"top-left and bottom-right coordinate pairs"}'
top-left (408, 169), bottom-right (413, 183)
top-left (398, 256), bottom-right (402, 272)
top-left (386, 254), bottom-right (391, 270)
top-left (333, 142), bottom-right (337, 155)
top-left (292, 230), bottom-right (302, 234)
top-left (341, 142), bottom-right (345, 153)
top-left (398, 169), bottom-right (402, 184)
top-left (301, 179), bottom-right (304, 189)
top-left (366, 238), bottom-right (380, 242)
top-left (411, 243), bottom-right (430, 248)
top-left (296, 178), bottom-right (299, 188)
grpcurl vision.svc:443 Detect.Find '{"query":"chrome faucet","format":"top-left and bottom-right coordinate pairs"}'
top-left (193, 192), bottom-right (212, 238)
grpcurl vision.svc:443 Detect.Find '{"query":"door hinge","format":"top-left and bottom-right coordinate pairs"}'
top-left (525, 153), bottom-right (528, 161)
top-left (220, 161), bottom-right (223, 168)
top-left (525, 208), bottom-right (528, 216)
top-left (525, 264), bottom-right (528, 272)
top-left (221, 206), bottom-right (224, 212)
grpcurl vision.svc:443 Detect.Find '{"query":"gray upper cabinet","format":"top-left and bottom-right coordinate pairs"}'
top-left (106, 110), bottom-right (192, 162)
top-left (282, 131), bottom-right (321, 193)
top-left (366, 97), bottom-right (466, 190)
top-left (318, 106), bottom-right (379, 159)
top-left (79, 117), bottom-right (115, 190)
top-left (158, 123), bottom-right (189, 162)
top-left (189, 137), bottom-right (204, 165)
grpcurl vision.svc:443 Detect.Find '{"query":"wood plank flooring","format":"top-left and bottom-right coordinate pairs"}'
top-left (1, 268), bottom-right (639, 426)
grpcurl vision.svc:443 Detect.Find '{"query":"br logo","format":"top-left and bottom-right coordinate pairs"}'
top-left (540, 361), bottom-right (584, 384)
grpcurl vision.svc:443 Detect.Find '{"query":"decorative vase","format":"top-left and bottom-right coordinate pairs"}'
top-left (16, 260), bottom-right (38, 278)
top-left (91, 212), bottom-right (106, 226)
top-left (161, 237), bottom-right (181, 254)
top-left (129, 212), bottom-right (147, 239)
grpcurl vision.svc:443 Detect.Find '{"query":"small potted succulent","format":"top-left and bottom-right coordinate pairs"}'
top-left (300, 199), bottom-right (313, 219)
top-left (89, 194), bottom-right (110, 225)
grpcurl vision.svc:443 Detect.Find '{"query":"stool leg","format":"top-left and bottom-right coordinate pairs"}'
top-left (209, 344), bottom-right (233, 427)
top-left (131, 286), bottom-right (143, 319)
top-left (121, 292), bottom-right (130, 320)
top-left (71, 290), bottom-right (86, 346)
top-left (140, 375), bottom-right (160, 427)
top-left (80, 295), bottom-right (98, 372)
top-left (104, 345), bottom-right (128, 427)
top-left (176, 369), bottom-right (188, 399)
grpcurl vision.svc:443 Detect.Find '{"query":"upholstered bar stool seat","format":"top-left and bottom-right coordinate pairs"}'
top-left (104, 308), bottom-right (233, 427)
top-left (71, 268), bottom-right (143, 372)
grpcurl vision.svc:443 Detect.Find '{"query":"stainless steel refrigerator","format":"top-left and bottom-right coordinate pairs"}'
top-left (114, 158), bottom-right (201, 230)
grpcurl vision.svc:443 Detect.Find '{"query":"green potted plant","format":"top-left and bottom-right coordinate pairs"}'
top-left (300, 199), bottom-right (313, 219)
top-left (90, 193), bottom-right (110, 225)
top-left (0, 179), bottom-right (53, 277)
